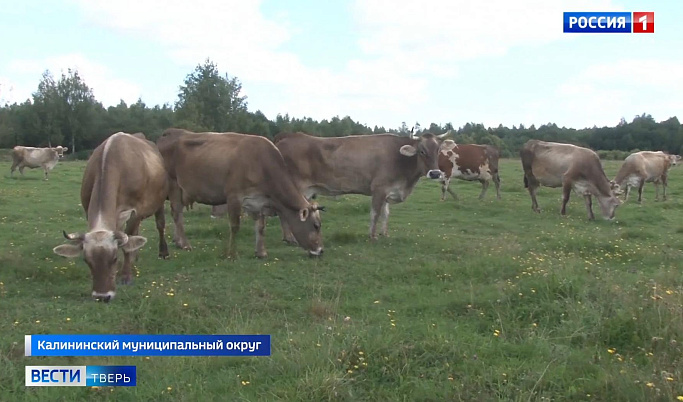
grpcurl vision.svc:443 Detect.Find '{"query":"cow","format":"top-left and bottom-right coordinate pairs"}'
top-left (613, 151), bottom-right (682, 203)
top-left (520, 140), bottom-right (621, 220)
top-left (156, 128), bottom-right (324, 259)
top-left (52, 132), bottom-right (169, 302)
top-left (273, 131), bottom-right (450, 240)
top-left (438, 142), bottom-right (501, 201)
top-left (10, 145), bottom-right (68, 180)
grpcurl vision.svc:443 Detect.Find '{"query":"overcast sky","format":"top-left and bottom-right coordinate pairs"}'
top-left (1, 0), bottom-right (680, 130)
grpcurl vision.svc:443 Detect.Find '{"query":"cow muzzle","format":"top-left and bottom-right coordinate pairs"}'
top-left (427, 170), bottom-right (444, 180)
top-left (309, 247), bottom-right (324, 257)
top-left (92, 290), bottom-right (115, 303)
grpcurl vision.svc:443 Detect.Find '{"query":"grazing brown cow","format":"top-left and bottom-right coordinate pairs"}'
top-left (11, 145), bottom-right (68, 180)
top-left (520, 140), bottom-right (621, 220)
top-left (273, 131), bottom-right (449, 240)
top-left (53, 132), bottom-right (169, 302)
top-left (613, 151), bottom-right (682, 203)
top-left (157, 128), bottom-right (324, 258)
top-left (439, 142), bottom-right (501, 201)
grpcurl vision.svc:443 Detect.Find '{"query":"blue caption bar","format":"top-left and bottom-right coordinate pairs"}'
top-left (87, 366), bottom-right (136, 386)
top-left (26, 365), bottom-right (136, 387)
top-left (25, 334), bottom-right (271, 356)
top-left (563, 12), bottom-right (631, 33)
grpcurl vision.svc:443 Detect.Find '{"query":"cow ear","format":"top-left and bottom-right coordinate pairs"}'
top-left (63, 147), bottom-right (68, 153)
top-left (441, 140), bottom-right (456, 151)
top-left (117, 209), bottom-right (135, 229)
top-left (122, 235), bottom-right (147, 252)
top-left (299, 208), bottom-right (309, 222)
top-left (399, 145), bottom-right (417, 157)
top-left (53, 243), bottom-right (83, 258)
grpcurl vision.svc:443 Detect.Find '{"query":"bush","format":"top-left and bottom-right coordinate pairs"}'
top-left (66, 150), bottom-right (92, 161)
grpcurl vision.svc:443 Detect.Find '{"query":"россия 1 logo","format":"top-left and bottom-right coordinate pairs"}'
top-left (563, 12), bottom-right (654, 33)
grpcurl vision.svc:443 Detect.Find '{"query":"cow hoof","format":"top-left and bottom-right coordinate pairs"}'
top-left (120, 277), bottom-right (133, 286)
top-left (255, 252), bottom-right (268, 259)
top-left (369, 236), bottom-right (378, 242)
top-left (159, 252), bottom-right (169, 259)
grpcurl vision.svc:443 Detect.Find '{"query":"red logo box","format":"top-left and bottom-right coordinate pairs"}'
top-left (633, 12), bottom-right (654, 33)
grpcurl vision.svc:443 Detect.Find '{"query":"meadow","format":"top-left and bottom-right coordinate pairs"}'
top-left (1, 158), bottom-right (682, 401)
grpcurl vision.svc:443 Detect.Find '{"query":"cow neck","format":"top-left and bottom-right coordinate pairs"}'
top-left (613, 166), bottom-right (629, 186)
top-left (87, 167), bottom-right (121, 231)
top-left (269, 169), bottom-right (309, 214)
top-left (593, 170), bottom-right (615, 198)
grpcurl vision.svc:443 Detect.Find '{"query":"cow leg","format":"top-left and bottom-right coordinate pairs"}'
top-left (121, 218), bottom-right (142, 285)
top-left (19, 166), bottom-right (25, 176)
top-left (10, 160), bottom-right (19, 178)
top-left (43, 166), bottom-right (49, 181)
top-left (560, 181), bottom-right (572, 216)
top-left (654, 180), bottom-right (660, 201)
top-left (478, 180), bottom-right (490, 200)
top-left (379, 202), bottom-right (390, 237)
top-left (662, 174), bottom-right (668, 201)
top-left (369, 194), bottom-right (386, 241)
top-left (254, 213), bottom-right (268, 259)
top-left (441, 178), bottom-right (457, 201)
top-left (583, 194), bottom-right (595, 220)
top-left (637, 179), bottom-right (645, 204)
top-left (155, 205), bottom-right (169, 259)
top-left (527, 183), bottom-right (540, 213)
top-left (493, 172), bottom-right (501, 200)
top-left (624, 185), bottom-right (631, 202)
top-left (169, 184), bottom-right (192, 250)
top-left (225, 198), bottom-right (242, 259)
top-left (280, 218), bottom-right (298, 245)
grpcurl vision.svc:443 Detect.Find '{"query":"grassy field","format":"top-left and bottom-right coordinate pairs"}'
top-left (1, 158), bottom-right (683, 401)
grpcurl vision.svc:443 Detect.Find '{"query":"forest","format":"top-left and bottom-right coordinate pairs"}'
top-left (1, 59), bottom-right (681, 159)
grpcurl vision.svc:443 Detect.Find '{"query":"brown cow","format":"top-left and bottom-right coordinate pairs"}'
top-left (157, 128), bottom-right (324, 258)
top-left (613, 151), bottom-right (682, 203)
top-left (520, 140), bottom-right (621, 220)
top-left (439, 142), bottom-right (501, 201)
top-left (53, 132), bottom-right (169, 302)
top-left (273, 131), bottom-right (449, 240)
top-left (11, 145), bottom-right (68, 180)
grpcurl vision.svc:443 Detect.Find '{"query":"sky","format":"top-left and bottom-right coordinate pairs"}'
top-left (1, 0), bottom-right (681, 130)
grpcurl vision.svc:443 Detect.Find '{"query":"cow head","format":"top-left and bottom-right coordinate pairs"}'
top-left (52, 212), bottom-right (147, 302)
top-left (609, 180), bottom-right (624, 196)
top-left (399, 133), bottom-right (446, 180)
top-left (279, 202), bottom-right (324, 257)
top-left (668, 154), bottom-right (682, 166)
top-left (54, 146), bottom-right (68, 158)
top-left (597, 193), bottom-right (621, 220)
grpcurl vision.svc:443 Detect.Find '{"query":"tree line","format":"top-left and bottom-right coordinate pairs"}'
top-left (1, 59), bottom-right (681, 159)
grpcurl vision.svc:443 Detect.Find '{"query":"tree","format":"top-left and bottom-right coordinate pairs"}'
top-left (175, 59), bottom-right (248, 132)
top-left (30, 69), bottom-right (102, 153)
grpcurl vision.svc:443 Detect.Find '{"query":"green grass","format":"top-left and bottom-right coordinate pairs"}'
top-left (1, 159), bottom-right (683, 401)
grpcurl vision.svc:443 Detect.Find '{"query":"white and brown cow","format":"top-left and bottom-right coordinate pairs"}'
top-left (613, 151), bottom-right (682, 203)
top-left (438, 142), bottom-right (501, 201)
top-left (53, 133), bottom-right (169, 302)
top-left (11, 145), bottom-right (68, 180)
top-left (520, 140), bottom-right (621, 220)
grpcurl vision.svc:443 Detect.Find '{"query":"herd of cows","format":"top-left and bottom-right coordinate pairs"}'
top-left (7, 129), bottom-right (682, 302)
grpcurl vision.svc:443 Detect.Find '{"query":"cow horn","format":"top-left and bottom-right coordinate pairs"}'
top-left (63, 230), bottom-right (84, 241)
top-left (316, 205), bottom-right (326, 212)
top-left (437, 130), bottom-right (452, 139)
